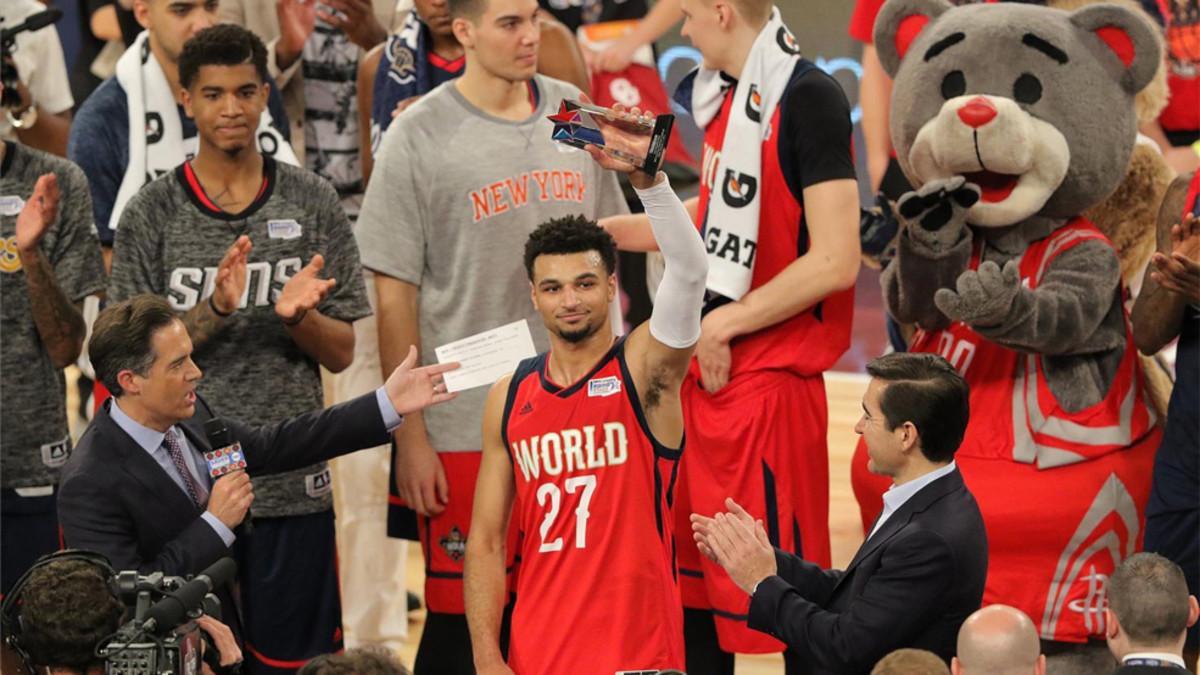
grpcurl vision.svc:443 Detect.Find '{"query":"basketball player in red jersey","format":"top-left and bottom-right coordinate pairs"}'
top-left (464, 112), bottom-right (709, 675)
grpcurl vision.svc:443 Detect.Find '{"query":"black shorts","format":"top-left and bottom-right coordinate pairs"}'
top-left (236, 509), bottom-right (342, 674)
top-left (1, 487), bottom-right (61, 597)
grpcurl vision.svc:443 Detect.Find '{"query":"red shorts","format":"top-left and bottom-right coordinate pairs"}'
top-left (390, 451), bottom-right (519, 614)
top-left (676, 370), bottom-right (832, 654)
top-left (853, 431), bottom-right (1159, 642)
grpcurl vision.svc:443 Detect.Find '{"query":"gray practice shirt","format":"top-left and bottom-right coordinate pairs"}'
top-left (356, 75), bottom-right (629, 453)
top-left (108, 157), bottom-right (372, 516)
top-left (0, 142), bottom-right (106, 488)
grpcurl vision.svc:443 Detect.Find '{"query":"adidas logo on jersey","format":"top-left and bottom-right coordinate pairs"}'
top-left (519, 402), bottom-right (534, 415)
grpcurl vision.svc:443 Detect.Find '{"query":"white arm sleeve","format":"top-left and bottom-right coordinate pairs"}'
top-left (635, 175), bottom-right (709, 349)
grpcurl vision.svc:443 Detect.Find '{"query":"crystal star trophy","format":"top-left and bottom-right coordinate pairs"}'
top-left (548, 100), bottom-right (675, 175)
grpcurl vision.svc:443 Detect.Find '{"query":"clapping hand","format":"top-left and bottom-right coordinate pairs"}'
top-left (1150, 212), bottom-right (1200, 304)
top-left (210, 236), bottom-right (253, 316)
top-left (276, 254), bottom-right (336, 324)
top-left (691, 498), bottom-right (777, 594)
top-left (15, 173), bottom-right (59, 254)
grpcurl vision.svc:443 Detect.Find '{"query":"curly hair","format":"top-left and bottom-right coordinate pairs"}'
top-left (523, 214), bottom-right (618, 281)
top-left (179, 24), bottom-right (269, 90)
top-left (21, 558), bottom-right (124, 671)
top-left (298, 646), bottom-right (411, 675)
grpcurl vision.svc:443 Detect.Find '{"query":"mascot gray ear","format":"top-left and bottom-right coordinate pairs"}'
top-left (873, 0), bottom-right (953, 78)
top-left (1069, 4), bottom-right (1162, 95)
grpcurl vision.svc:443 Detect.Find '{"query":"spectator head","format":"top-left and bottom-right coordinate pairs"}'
top-left (856, 353), bottom-right (970, 481)
top-left (90, 295), bottom-right (202, 430)
top-left (297, 646), bottom-right (411, 675)
top-left (134, 0), bottom-right (219, 64)
top-left (448, 0), bottom-right (540, 82)
top-left (1106, 553), bottom-right (1200, 660)
top-left (11, 554), bottom-right (124, 674)
top-left (679, 0), bottom-right (773, 74)
top-left (524, 215), bottom-right (618, 345)
top-left (178, 25), bottom-right (271, 156)
top-left (951, 605), bottom-right (1045, 675)
top-left (416, 0), bottom-right (457, 40)
top-left (872, 648), bottom-right (952, 675)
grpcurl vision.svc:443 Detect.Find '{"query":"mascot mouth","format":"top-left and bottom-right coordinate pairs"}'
top-left (963, 170), bottom-right (1020, 204)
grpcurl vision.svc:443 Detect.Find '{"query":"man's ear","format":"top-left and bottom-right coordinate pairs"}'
top-left (133, 0), bottom-right (152, 30)
top-left (898, 420), bottom-right (919, 452)
top-left (116, 370), bottom-right (141, 397)
top-left (873, 0), bottom-right (952, 78)
top-left (950, 656), bottom-right (962, 675)
top-left (1188, 595), bottom-right (1199, 628)
top-left (180, 88), bottom-right (193, 117)
top-left (1105, 608), bottom-right (1120, 639)
top-left (452, 17), bottom-right (474, 49)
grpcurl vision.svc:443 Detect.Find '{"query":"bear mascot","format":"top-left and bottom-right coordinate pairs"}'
top-left (851, 0), bottom-right (1165, 660)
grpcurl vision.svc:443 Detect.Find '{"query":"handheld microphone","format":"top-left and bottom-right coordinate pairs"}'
top-left (141, 558), bottom-right (236, 636)
top-left (204, 417), bottom-right (252, 534)
top-left (203, 418), bottom-right (248, 478)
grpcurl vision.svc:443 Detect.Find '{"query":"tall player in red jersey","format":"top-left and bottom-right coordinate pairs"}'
top-left (602, 0), bottom-right (860, 670)
top-left (464, 117), bottom-right (709, 675)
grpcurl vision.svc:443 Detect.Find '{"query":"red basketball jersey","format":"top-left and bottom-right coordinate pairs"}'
top-left (502, 338), bottom-right (685, 675)
top-left (694, 69), bottom-right (854, 379)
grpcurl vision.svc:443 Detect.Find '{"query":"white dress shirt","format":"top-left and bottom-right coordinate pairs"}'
top-left (867, 462), bottom-right (958, 540)
top-left (1122, 652), bottom-right (1188, 669)
top-left (110, 399), bottom-right (236, 546)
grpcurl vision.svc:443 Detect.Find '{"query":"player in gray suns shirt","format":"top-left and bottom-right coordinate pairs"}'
top-left (354, 0), bottom-right (627, 668)
top-left (106, 25), bottom-right (371, 668)
top-left (0, 141), bottom-right (105, 594)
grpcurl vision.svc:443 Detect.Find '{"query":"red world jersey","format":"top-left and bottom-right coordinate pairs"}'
top-left (502, 338), bottom-right (685, 675)
top-left (695, 74), bottom-right (854, 379)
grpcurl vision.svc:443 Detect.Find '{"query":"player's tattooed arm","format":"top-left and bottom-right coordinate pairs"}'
top-left (184, 236), bottom-right (253, 348)
top-left (15, 174), bottom-right (86, 368)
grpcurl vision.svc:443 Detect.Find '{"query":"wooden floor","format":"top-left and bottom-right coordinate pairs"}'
top-left (392, 373), bottom-right (871, 673)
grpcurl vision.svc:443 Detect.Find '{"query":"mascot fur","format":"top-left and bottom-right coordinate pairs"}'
top-left (852, 0), bottom-right (1165, 648)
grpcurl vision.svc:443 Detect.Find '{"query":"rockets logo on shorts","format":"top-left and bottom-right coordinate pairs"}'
top-left (722, 169), bottom-right (758, 208)
top-left (1040, 472), bottom-right (1139, 637)
top-left (440, 526), bottom-right (467, 561)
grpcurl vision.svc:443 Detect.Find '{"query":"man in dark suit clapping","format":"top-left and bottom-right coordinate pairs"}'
top-left (692, 352), bottom-right (988, 675)
top-left (1107, 553), bottom-right (1199, 674)
top-left (56, 294), bottom-right (457, 639)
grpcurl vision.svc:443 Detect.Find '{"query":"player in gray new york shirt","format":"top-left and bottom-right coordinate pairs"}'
top-left (0, 141), bottom-right (105, 594)
top-left (355, 0), bottom-right (627, 661)
top-left (107, 26), bottom-right (371, 669)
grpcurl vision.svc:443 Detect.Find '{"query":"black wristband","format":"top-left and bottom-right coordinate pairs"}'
top-left (282, 308), bottom-right (308, 327)
top-left (209, 295), bottom-right (234, 318)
